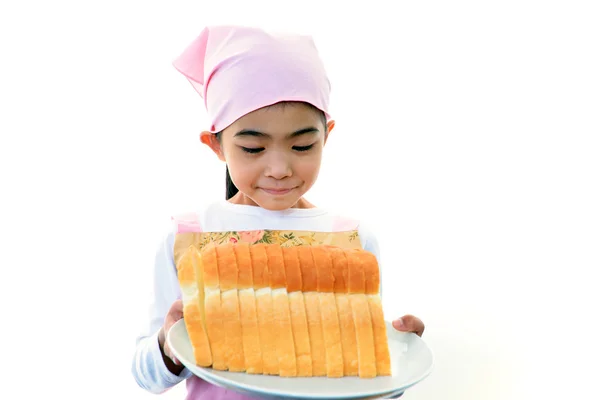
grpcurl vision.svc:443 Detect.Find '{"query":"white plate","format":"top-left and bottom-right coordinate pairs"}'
top-left (168, 319), bottom-right (434, 399)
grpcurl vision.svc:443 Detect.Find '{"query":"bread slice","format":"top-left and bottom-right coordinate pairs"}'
top-left (347, 250), bottom-right (377, 378)
top-left (329, 247), bottom-right (358, 376)
top-left (198, 243), bottom-right (227, 370)
top-left (350, 294), bottom-right (377, 378)
top-left (357, 250), bottom-right (380, 294)
top-left (216, 243), bottom-right (245, 372)
top-left (312, 246), bottom-right (344, 378)
top-left (266, 245), bottom-right (297, 377)
top-left (250, 244), bottom-right (279, 375)
top-left (368, 294), bottom-right (392, 376)
top-left (176, 241), bottom-right (391, 378)
top-left (335, 293), bottom-right (358, 376)
top-left (234, 243), bottom-right (262, 374)
top-left (297, 246), bottom-right (327, 377)
top-left (282, 247), bottom-right (312, 377)
top-left (175, 246), bottom-right (212, 367)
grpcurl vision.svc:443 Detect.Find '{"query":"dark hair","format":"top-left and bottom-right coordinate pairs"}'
top-left (216, 101), bottom-right (328, 200)
top-left (213, 131), bottom-right (239, 200)
top-left (225, 164), bottom-right (239, 200)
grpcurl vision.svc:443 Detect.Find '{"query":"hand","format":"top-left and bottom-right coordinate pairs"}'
top-left (392, 314), bottom-right (425, 337)
top-left (158, 299), bottom-right (184, 366)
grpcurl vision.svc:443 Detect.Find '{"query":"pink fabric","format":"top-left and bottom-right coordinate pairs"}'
top-left (332, 216), bottom-right (359, 232)
top-left (172, 25), bottom-right (331, 132)
top-left (186, 376), bottom-right (257, 400)
top-left (172, 212), bottom-right (202, 233)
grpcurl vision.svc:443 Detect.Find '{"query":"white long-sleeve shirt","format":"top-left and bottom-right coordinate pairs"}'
top-left (131, 200), bottom-right (386, 399)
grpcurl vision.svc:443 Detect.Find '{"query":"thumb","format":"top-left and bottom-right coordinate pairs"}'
top-left (392, 315), bottom-right (425, 336)
top-left (392, 318), bottom-right (407, 331)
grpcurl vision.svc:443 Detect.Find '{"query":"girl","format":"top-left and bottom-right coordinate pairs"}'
top-left (131, 25), bottom-right (425, 399)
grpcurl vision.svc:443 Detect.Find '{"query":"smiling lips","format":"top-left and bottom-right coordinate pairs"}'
top-left (260, 187), bottom-right (296, 195)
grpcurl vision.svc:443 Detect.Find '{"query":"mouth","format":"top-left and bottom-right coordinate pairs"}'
top-left (260, 187), bottom-right (297, 195)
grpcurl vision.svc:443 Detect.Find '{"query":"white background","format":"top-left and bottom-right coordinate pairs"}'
top-left (1, 0), bottom-right (599, 399)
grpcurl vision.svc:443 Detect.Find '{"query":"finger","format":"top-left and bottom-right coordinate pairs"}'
top-left (171, 299), bottom-right (184, 319)
top-left (392, 315), bottom-right (425, 337)
top-left (173, 298), bottom-right (183, 311)
top-left (167, 304), bottom-right (185, 326)
top-left (169, 349), bottom-right (181, 365)
top-left (165, 346), bottom-right (180, 365)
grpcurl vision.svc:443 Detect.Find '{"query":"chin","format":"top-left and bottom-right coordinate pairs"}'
top-left (252, 193), bottom-right (303, 211)
top-left (257, 198), bottom-right (298, 211)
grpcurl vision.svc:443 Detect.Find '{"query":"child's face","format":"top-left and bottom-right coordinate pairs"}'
top-left (202, 102), bottom-right (334, 210)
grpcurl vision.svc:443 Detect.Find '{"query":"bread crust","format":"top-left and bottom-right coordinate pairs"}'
top-left (176, 243), bottom-right (391, 378)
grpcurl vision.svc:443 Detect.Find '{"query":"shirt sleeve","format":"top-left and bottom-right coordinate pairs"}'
top-left (131, 226), bottom-right (193, 393)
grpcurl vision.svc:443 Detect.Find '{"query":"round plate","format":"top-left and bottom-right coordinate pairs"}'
top-left (168, 319), bottom-right (434, 399)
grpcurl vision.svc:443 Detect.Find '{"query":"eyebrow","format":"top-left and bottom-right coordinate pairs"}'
top-left (234, 127), bottom-right (319, 138)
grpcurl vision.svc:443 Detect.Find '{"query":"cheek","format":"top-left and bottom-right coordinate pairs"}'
top-left (295, 152), bottom-right (322, 177)
top-left (226, 156), bottom-right (257, 187)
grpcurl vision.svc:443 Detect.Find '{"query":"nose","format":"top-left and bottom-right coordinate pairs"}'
top-left (264, 152), bottom-right (292, 180)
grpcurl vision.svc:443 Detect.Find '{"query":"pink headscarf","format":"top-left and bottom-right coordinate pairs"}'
top-left (172, 25), bottom-right (331, 132)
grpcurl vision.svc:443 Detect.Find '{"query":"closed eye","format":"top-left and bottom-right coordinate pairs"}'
top-left (241, 146), bottom-right (264, 154)
top-left (293, 144), bottom-right (315, 152)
